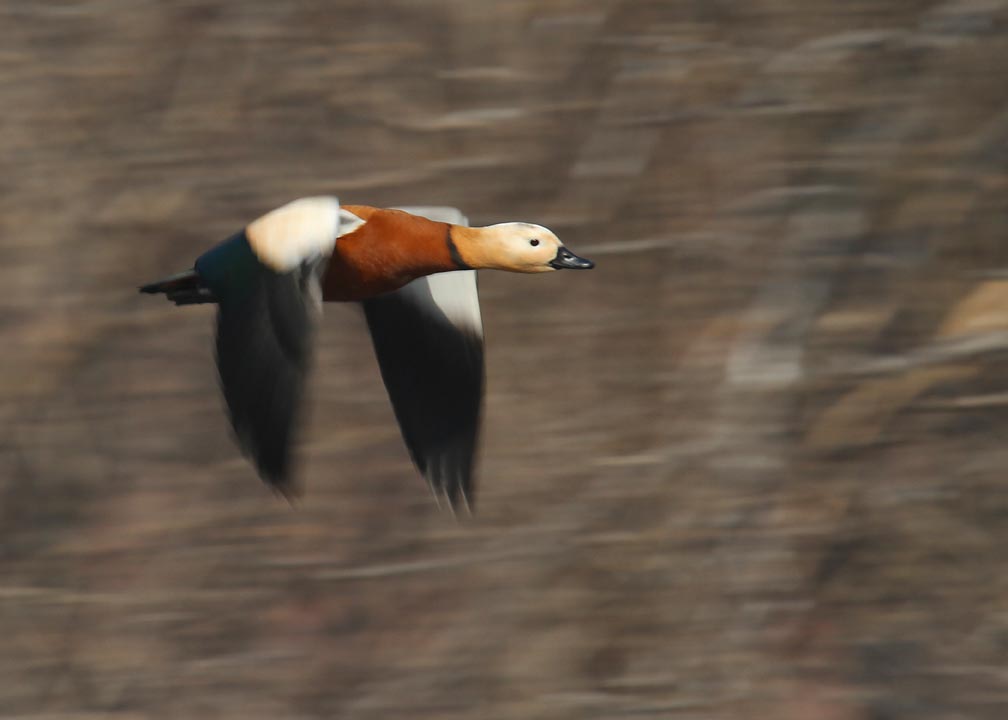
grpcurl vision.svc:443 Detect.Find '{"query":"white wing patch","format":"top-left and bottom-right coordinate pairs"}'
top-left (392, 206), bottom-right (482, 337)
top-left (394, 206), bottom-right (468, 226)
top-left (403, 270), bottom-right (484, 337)
top-left (336, 208), bottom-right (366, 238)
top-left (246, 196), bottom-right (342, 273)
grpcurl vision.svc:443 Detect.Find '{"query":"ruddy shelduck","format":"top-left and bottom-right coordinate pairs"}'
top-left (140, 198), bottom-right (594, 510)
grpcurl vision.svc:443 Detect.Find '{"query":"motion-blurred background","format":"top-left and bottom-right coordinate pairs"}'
top-left (3, 1), bottom-right (1008, 717)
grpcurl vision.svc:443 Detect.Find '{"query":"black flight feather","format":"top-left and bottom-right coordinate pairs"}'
top-left (362, 276), bottom-right (484, 511)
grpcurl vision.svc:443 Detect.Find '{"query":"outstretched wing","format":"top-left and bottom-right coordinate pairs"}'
top-left (194, 198), bottom-right (354, 497)
top-left (362, 207), bottom-right (484, 511)
top-left (212, 253), bottom-right (324, 498)
top-left (363, 270), bottom-right (484, 511)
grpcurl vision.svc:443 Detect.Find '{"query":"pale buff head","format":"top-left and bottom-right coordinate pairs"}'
top-left (455, 222), bottom-right (594, 274)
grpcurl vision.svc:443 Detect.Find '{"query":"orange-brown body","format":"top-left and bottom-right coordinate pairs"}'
top-left (321, 206), bottom-right (461, 302)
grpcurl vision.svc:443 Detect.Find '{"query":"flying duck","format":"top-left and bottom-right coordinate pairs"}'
top-left (140, 198), bottom-right (594, 510)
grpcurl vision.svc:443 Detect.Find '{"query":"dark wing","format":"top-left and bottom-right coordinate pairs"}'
top-left (362, 270), bottom-right (484, 511)
top-left (198, 232), bottom-right (326, 498)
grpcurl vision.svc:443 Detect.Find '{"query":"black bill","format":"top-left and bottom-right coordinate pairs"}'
top-left (549, 246), bottom-right (595, 270)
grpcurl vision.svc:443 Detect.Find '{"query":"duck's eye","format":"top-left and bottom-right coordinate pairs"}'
top-left (529, 239), bottom-right (540, 247)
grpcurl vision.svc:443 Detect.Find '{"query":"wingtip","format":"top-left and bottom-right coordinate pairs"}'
top-left (450, 495), bottom-right (474, 520)
top-left (270, 477), bottom-right (304, 505)
top-left (255, 457), bottom-right (303, 504)
top-left (459, 488), bottom-right (475, 517)
top-left (425, 473), bottom-right (475, 517)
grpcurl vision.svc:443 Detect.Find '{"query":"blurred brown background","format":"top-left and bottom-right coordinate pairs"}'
top-left (3, 1), bottom-right (1008, 718)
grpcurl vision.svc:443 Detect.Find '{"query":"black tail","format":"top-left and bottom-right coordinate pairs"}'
top-left (139, 269), bottom-right (218, 305)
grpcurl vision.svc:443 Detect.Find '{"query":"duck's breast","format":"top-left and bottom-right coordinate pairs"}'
top-left (322, 207), bottom-right (457, 302)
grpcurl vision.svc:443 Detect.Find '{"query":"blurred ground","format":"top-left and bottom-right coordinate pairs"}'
top-left (2, 0), bottom-right (1008, 717)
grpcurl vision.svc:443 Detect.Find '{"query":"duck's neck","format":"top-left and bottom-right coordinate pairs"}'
top-left (447, 225), bottom-right (499, 271)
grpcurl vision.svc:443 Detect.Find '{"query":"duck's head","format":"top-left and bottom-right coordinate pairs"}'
top-left (458, 222), bottom-right (595, 273)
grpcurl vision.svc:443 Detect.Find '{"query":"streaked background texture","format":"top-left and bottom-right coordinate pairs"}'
top-left (3, 1), bottom-right (1007, 717)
